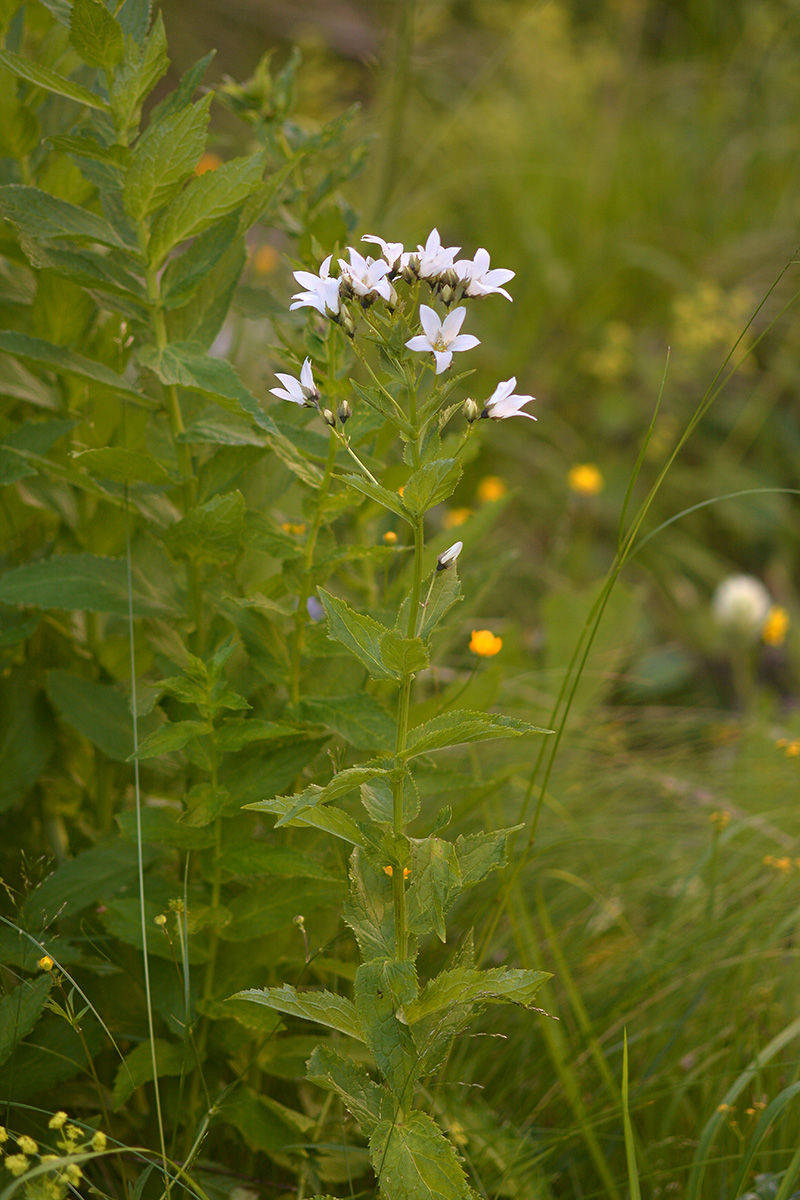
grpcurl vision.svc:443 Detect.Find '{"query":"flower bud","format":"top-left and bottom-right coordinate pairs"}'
top-left (322, 408), bottom-right (337, 427)
top-left (437, 540), bottom-right (463, 571)
top-left (337, 399), bottom-right (352, 424)
top-left (440, 284), bottom-right (455, 305)
top-left (463, 398), bottom-right (480, 423)
top-left (340, 310), bottom-right (356, 338)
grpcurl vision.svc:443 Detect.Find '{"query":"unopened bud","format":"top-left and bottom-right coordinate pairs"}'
top-left (463, 398), bottom-right (480, 423)
top-left (337, 399), bottom-right (352, 424)
top-left (437, 540), bottom-right (463, 571)
top-left (322, 408), bottom-right (337, 427)
top-left (154, 913), bottom-right (167, 926)
top-left (340, 310), bottom-right (356, 338)
top-left (440, 284), bottom-right (455, 305)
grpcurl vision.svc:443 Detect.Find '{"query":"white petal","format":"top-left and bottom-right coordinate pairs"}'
top-left (433, 349), bottom-right (453, 374)
top-left (293, 269), bottom-right (322, 289)
top-left (449, 334), bottom-right (480, 354)
top-left (441, 306), bottom-right (467, 340)
top-left (300, 358), bottom-right (315, 392)
top-left (418, 304), bottom-right (442, 342)
top-left (406, 335), bottom-right (433, 352)
top-left (269, 387), bottom-right (303, 404)
top-left (472, 248), bottom-right (491, 273)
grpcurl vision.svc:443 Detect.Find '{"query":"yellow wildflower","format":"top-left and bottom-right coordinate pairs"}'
top-left (762, 606), bottom-right (789, 646)
top-left (281, 522), bottom-right (306, 535)
top-left (477, 475), bottom-right (507, 503)
top-left (709, 811), bottom-right (730, 831)
top-left (252, 244), bottom-right (278, 275)
top-left (64, 1164), bottom-right (83, 1185)
top-left (154, 913), bottom-right (167, 926)
top-left (4, 1156), bottom-right (30, 1176)
top-left (383, 866), bottom-right (410, 878)
top-left (0, 1126), bottom-right (8, 1143)
top-left (443, 507), bottom-right (472, 529)
top-left (64, 1126), bottom-right (82, 1142)
top-left (91, 1131), bottom-right (107, 1153)
top-left (37, 955), bottom-right (53, 971)
top-left (47, 1113), bottom-right (67, 1131)
top-left (17, 1136), bottom-right (37, 1156)
top-left (568, 463), bottom-right (604, 495)
top-left (383, 530), bottom-right (398, 545)
top-left (469, 629), bottom-right (503, 657)
top-left (195, 152), bottom-right (221, 175)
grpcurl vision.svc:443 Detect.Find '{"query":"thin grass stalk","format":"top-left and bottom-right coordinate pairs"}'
top-left (621, 1030), bottom-right (642, 1200)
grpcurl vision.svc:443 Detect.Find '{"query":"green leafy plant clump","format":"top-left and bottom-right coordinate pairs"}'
top-left (0, 2), bottom-right (555, 1197)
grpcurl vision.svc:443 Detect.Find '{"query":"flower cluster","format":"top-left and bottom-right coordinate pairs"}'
top-left (0, 1115), bottom-right (106, 1199)
top-left (276, 228), bottom-right (536, 427)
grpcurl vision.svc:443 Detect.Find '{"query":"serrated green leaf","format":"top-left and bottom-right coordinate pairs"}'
top-left (0, 668), bottom-right (54, 812)
top-left (361, 777), bottom-right (419, 827)
top-left (23, 836), bottom-right (151, 926)
top-left (342, 472), bottom-right (409, 520)
top-left (0, 975), bottom-right (52, 1067)
top-left (0, 1013), bottom-right (102, 1103)
top-left (0, 331), bottom-right (141, 399)
top-left (148, 150), bottom-right (266, 266)
top-left (218, 1085), bottom-right (301, 1158)
top-left (222, 877), bottom-right (345, 941)
top-left (0, 553), bottom-right (170, 616)
top-left (405, 837), bottom-right (461, 942)
top-left (167, 235), bottom-right (246, 349)
top-left (380, 630), bottom-right (429, 677)
top-left (30, 245), bottom-right (147, 304)
top-left (245, 788), bottom-right (369, 848)
top-left (402, 457), bottom-right (462, 516)
top-left (197, 997), bottom-right (282, 1035)
top-left (163, 490), bottom-right (246, 560)
top-left (70, 0), bottom-right (124, 70)
top-left (343, 847), bottom-right (396, 961)
top-left (370, 1110), bottom-right (477, 1200)
top-left (0, 48), bottom-right (109, 110)
top-left (306, 1043), bottom-right (384, 1133)
top-left (220, 843), bottom-right (337, 881)
top-left (124, 94), bottom-right (212, 221)
top-left (161, 212), bottom-right (239, 308)
top-left (404, 710), bottom-right (551, 758)
top-left (214, 719), bottom-right (306, 753)
top-left (45, 670), bottom-right (135, 761)
top-left (272, 765), bottom-right (389, 828)
top-left (110, 16), bottom-right (169, 137)
top-left (410, 566), bottom-right (462, 638)
top-left (355, 958), bottom-right (418, 1099)
top-left (317, 589), bottom-right (395, 681)
top-left (455, 826), bottom-right (521, 887)
top-left (138, 339), bottom-right (274, 425)
top-left (132, 719), bottom-right (207, 759)
top-left (113, 1038), bottom-right (193, 1108)
top-left (234, 984), bottom-right (364, 1042)
top-left (293, 693), bottom-right (395, 751)
top-left (72, 447), bottom-right (173, 484)
top-left (117, 806), bottom-right (214, 849)
top-left (0, 185), bottom-right (129, 248)
top-left (405, 965), bottom-right (551, 1026)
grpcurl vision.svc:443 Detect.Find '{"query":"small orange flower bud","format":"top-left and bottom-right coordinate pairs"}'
top-left (37, 955), bottom-right (53, 971)
top-left (469, 629), bottom-right (502, 656)
top-left (383, 531), bottom-right (398, 545)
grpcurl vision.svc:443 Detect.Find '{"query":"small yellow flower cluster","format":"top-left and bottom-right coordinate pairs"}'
top-left (709, 810), bottom-right (730, 831)
top-left (673, 281), bottom-right (754, 360)
top-left (469, 629), bottom-right (502, 656)
top-left (383, 866), bottom-right (410, 879)
top-left (568, 463), bottom-right (604, 495)
top-left (776, 738), bottom-right (800, 757)
top-left (762, 605), bottom-right (789, 646)
top-left (762, 855), bottom-right (797, 874)
top-left (1, 1115), bottom-right (105, 1197)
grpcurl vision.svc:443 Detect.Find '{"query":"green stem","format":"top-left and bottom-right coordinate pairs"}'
top-left (290, 431), bottom-right (338, 704)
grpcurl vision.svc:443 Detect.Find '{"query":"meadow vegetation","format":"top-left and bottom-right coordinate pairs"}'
top-left (0, 1), bottom-right (799, 1198)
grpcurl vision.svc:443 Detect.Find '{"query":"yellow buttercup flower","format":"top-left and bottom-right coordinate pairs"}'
top-left (382, 531), bottom-right (398, 545)
top-left (37, 955), bottom-right (53, 971)
top-left (443, 507), bottom-right (472, 529)
top-left (383, 866), bottom-right (410, 878)
top-left (469, 629), bottom-right (502, 657)
top-left (762, 605), bottom-right (789, 646)
top-left (568, 463), bottom-right (604, 495)
top-left (477, 475), bottom-right (507, 503)
top-left (252, 244), bottom-right (278, 275)
top-left (195, 152), bottom-right (221, 175)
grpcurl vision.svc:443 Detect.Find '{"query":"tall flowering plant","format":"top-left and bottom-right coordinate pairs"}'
top-left (239, 230), bottom-right (551, 1199)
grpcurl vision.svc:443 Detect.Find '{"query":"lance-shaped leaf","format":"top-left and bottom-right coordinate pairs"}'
top-left (163, 491), bottom-right (246, 560)
top-left (342, 473), bottom-right (410, 521)
top-left (0, 186), bottom-right (130, 248)
top-left (70, 0), bottom-right (124, 71)
top-left (113, 1038), bottom-right (196, 1109)
top-left (124, 94), bottom-right (212, 221)
top-left (354, 958), bottom-right (418, 1100)
top-left (0, 553), bottom-right (170, 616)
top-left (405, 837), bottom-right (462, 942)
top-left (369, 1110), bottom-right (477, 1200)
top-left (399, 566), bottom-right (462, 639)
top-left (405, 965), bottom-right (551, 1025)
top-left (306, 1043), bottom-right (385, 1133)
top-left (455, 825), bottom-right (522, 887)
top-left (403, 709), bottom-right (551, 759)
top-left (46, 671), bottom-right (137, 762)
top-left (161, 212), bottom-right (240, 308)
top-left (31, 245), bottom-right (147, 305)
top-left (343, 847), bottom-right (396, 962)
top-left (223, 877), bottom-right (345, 941)
top-left (380, 630), bottom-right (429, 677)
top-left (292, 693), bottom-right (395, 752)
top-left (131, 720), bottom-right (208, 760)
top-left (271, 765), bottom-right (389, 827)
top-left (0, 49), bottom-right (110, 110)
top-left (73, 448), bottom-right (173, 484)
top-left (148, 150), bottom-right (266, 266)
top-left (402, 457), bottom-right (462, 517)
top-left (138, 340), bottom-right (269, 421)
top-left (0, 332), bottom-right (141, 399)
top-left (245, 789), bottom-right (370, 849)
top-left (318, 589), bottom-right (396, 681)
top-left (234, 984), bottom-right (364, 1042)
top-left (0, 975), bottom-right (52, 1067)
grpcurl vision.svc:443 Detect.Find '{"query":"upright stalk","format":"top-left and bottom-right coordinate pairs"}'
top-left (289, 431), bottom-right (338, 704)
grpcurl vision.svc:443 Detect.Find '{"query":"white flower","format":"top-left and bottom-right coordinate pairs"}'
top-left (455, 247), bottom-right (515, 301)
top-left (482, 377), bottom-right (536, 420)
top-left (415, 228), bottom-right (460, 280)
top-left (338, 247), bottom-right (394, 302)
top-left (290, 255), bottom-right (341, 317)
top-left (405, 305), bottom-right (479, 374)
top-left (361, 234), bottom-right (405, 272)
top-left (712, 575), bottom-right (771, 638)
top-left (437, 540), bottom-right (463, 570)
top-left (269, 357), bottom-right (319, 407)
